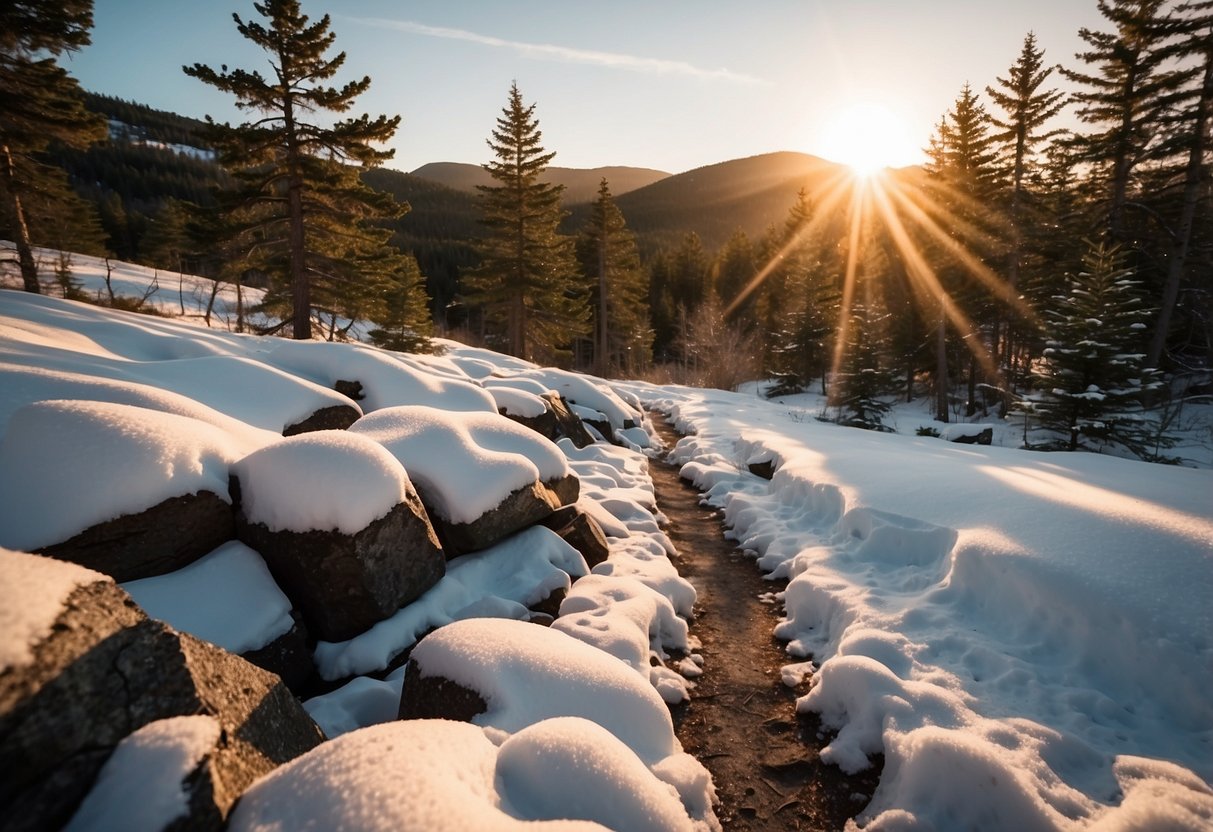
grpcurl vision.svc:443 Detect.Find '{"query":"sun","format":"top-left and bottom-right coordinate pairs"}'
top-left (817, 102), bottom-right (918, 176)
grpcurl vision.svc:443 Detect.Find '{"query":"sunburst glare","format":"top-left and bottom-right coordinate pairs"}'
top-left (816, 102), bottom-right (919, 176)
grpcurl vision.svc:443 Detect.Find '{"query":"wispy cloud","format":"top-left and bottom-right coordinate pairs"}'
top-left (343, 17), bottom-right (765, 85)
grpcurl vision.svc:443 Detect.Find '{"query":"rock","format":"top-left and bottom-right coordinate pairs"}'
top-left (0, 574), bottom-right (324, 831)
top-left (236, 492), bottom-right (445, 643)
top-left (240, 609), bottom-right (314, 694)
top-left (397, 656), bottom-right (487, 723)
top-left (945, 425), bottom-right (994, 445)
top-left (747, 460), bottom-right (776, 480)
top-left (333, 379), bottom-right (364, 401)
top-left (528, 586), bottom-right (567, 619)
top-left (282, 405), bottom-right (360, 436)
top-left (541, 506), bottom-right (610, 569)
top-left (545, 472), bottom-right (580, 508)
top-left (540, 392), bottom-right (595, 449)
top-left (501, 407), bottom-right (560, 442)
top-left (437, 481), bottom-right (559, 556)
top-left (39, 491), bottom-right (235, 582)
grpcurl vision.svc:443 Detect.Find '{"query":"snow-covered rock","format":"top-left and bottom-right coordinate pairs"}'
top-left (233, 432), bottom-right (445, 642)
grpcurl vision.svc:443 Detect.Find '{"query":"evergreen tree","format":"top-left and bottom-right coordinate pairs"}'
top-left (1062, 0), bottom-right (1188, 240)
top-left (0, 0), bottom-right (105, 292)
top-left (924, 83), bottom-right (1005, 420)
top-left (713, 228), bottom-right (758, 330)
top-left (986, 32), bottom-right (1067, 397)
top-left (1029, 239), bottom-right (1165, 456)
top-left (184, 0), bottom-right (404, 340)
top-left (1146, 0), bottom-right (1213, 367)
top-left (467, 82), bottom-right (587, 363)
top-left (762, 189), bottom-right (838, 396)
top-left (366, 250), bottom-right (434, 353)
top-left (832, 295), bottom-right (896, 431)
top-left (577, 179), bottom-right (651, 376)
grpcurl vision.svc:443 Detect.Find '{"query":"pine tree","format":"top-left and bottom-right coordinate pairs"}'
top-left (1029, 239), bottom-right (1165, 456)
top-left (467, 82), bottom-right (587, 363)
top-left (0, 0), bottom-right (105, 292)
top-left (923, 83), bottom-right (1004, 420)
top-left (577, 179), bottom-right (651, 376)
top-left (1062, 0), bottom-right (1188, 240)
top-left (366, 250), bottom-right (434, 353)
top-left (713, 229), bottom-right (758, 330)
top-left (832, 296), bottom-right (896, 431)
top-left (184, 0), bottom-right (404, 340)
top-left (1146, 0), bottom-right (1213, 367)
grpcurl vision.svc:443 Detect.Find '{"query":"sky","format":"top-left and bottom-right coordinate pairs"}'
top-left (69, 0), bottom-right (1105, 175)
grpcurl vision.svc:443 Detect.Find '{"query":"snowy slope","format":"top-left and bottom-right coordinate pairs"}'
top-left (628, 381), bottom-right (1213, 831)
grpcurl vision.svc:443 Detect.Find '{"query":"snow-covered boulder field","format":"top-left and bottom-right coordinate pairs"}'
top-left (0, 287), bottom-right (716, 830)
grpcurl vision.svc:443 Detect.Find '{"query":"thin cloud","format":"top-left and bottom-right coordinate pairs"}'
top-left (343, 17), bottom-right (765, 85)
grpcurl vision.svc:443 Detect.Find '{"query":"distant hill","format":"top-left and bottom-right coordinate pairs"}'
top-left (581, 151), bottom-right (854, 254)
top-left (411, 162), bottom-right (671, 205)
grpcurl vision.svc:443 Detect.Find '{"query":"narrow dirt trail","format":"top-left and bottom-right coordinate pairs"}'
top-left (648, 415), bottom-right (880, 831)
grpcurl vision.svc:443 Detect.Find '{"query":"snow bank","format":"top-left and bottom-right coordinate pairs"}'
top-left (497, 717), bottom-right (695, 832)
top-left (513, 368), bottom-right (638, 431)
top-left (0, 549), bottom-right (106, 672)
top-left (231, 432), bottom-right (411, 535)
top-left (314, 526), bottom-right (587, 680)
top-left (627, 381), bottom-right (1213, 831)
top-left (303, 666), bottom-right (407, 739)
top-left (65, 716), bottom-right (220, 832)
top-left (262, 340), bottom-right (496, 414)
top-left (410, 618), bottom-right (677, 765)
top-left (351, 405), bottom-right (569, 524)
top-left (0, 400), bottom-right (242, 551)
top-left (228, 720), bottom-right (608, 831)
top-left (486, 385), bottom-right (549, 418)
top-left (122, 541), bottom-right (294, 654)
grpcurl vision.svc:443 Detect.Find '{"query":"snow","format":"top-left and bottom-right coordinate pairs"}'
top-left (0, 548), bottom-right (106, 672)
top-left (261, 339), bottom-right (496, 414)
top-left (231, 431), bottom-right (411, 535)
top-left (227, 720), bottom-right (609, 831)
top-left (485, 384), bottom-right (550, 418)
top-left (65, 715), bottom-right (221, 832)
top-left (350, 405), bottom-right (569, 525)
top-left (313, 525), bottom-right (588, 680)
top-left (122, 541), bottom-right (294, 654)
top-left (0, 399), bottom-right (243, 551)
top-left (630, 381), bottom-right (1213, 831)
top-left (6, 260), bottom-right (1212, 831)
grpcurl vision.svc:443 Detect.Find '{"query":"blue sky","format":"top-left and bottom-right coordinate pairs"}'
top-left (70, 1), bottom-right (1103, 174)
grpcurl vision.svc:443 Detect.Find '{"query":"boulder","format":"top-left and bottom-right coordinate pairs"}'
top-left (397, 656), bottom-right (488, 723)
top-left (747, 460), bottom-right (776, 480)
top-left (333, 379), bottom-right (365, 401)
top-left (943, 424), bottom-right (994, 445)
top-left (236, 492), bottom-right (445, 643)
top-left (39, 491), bottom-right (235, 582)
top-left (501, 406), bottom-right (560, 442)
top-left (540, 392), bottom-right (595, 449)
top-left (240, 609), bottom-right (314, 694)
top-left (436, 481), bottom-right (559, 556)
top-left (282, 405), bottom-right (360, 436)
top-left (0, 566), bottom-right (324, 831)
top-left (540, 505), bottom-right (610, 569)
top-left (545, 472), bottom-right (580, 508)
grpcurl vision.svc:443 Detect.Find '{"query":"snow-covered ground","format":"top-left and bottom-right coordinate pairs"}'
top-left (3, 249), bottom-right (1211, 830)
top-left (628, 380), bottom-right (1213, 831)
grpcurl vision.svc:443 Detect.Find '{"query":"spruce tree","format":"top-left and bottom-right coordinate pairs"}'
top-left (0, 0), bottom-right (104, 292)
top-left (366, 250), bottom-right (434, 353)
top-left (184, 0), bottom-right (404, 340)
top-left (576, 179), bottom-right (651, 376)
top-left (1029, 239), bottom-right (1164, 456)
top-left (1062, 0), bottom-right (1187, 240)
top-left (467, 82), bottom-right (587, 363)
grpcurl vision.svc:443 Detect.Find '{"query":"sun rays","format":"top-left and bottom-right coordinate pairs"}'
top-left (724, 159), bottom-right (1040, 410)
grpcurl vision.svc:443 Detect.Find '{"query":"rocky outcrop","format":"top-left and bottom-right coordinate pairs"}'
top-left (541, 392), bottom-right (596, 449)
top-left (0, 574), bottom-right (324, 831)
top-left (541, 505), bottom-right (610, 569)
top-left (282, 405), bottom-right (361, 436)
top-left (40, 491), bottom-right (234, 582)
top-left (240, 609), bottom-right (314, 693)
top-left (546, 472), bottom-right (580, 508)
top-left (236, 491), bottom-right (445, 643)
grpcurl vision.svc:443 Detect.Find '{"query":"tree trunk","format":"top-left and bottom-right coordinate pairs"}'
top-left (935, 297), bottom-right (949, 422)
top-left (596, 227), bottom-right (609, 378)
top-left (1147, 45), bottom-right (1212, 369)
top-left (2, 143), bottom-right (42, 294)
top-left (287, 174), bottom-right (309, 339)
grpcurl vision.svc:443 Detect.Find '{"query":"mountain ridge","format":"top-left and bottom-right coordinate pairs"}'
top-left (410, 162), bottom-right (671, 205)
